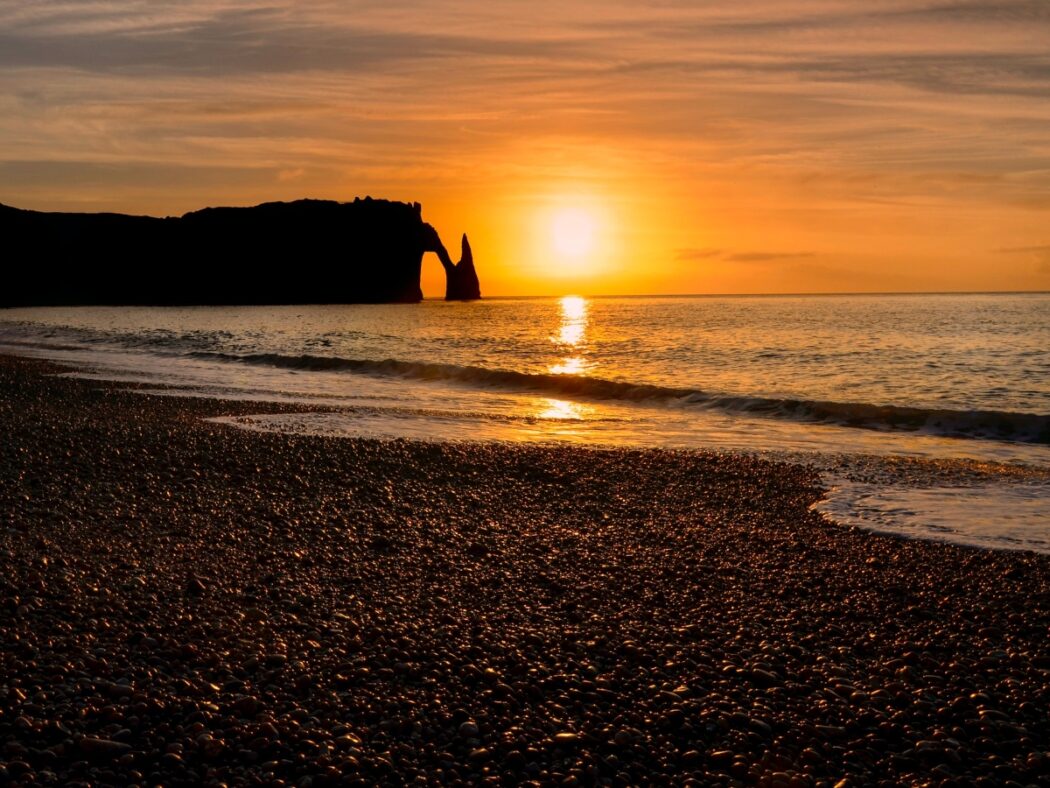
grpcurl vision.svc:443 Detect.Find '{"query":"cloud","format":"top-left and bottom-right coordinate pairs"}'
top-left (998, 244), bottom-right (1050, 254)
top-left (0, 7), bottom-right (578, 76)
top-left (998, 243), bottom-right (1050, 274)
top-left (724, 251), bottom-right (817, 263)
top-left (675, 247), bottom-right (722, 261)
top-left (885, 1), bottom-right (1050, 24)
top-left (787, 53), bottom-right (1050, 99)
top-left (676, 248), bottom-right (817, 264)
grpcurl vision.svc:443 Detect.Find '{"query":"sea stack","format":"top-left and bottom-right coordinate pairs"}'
top-left (0, 197), bottom-right (480, 306)
top-left (426, 229), bottom-right (482, 301)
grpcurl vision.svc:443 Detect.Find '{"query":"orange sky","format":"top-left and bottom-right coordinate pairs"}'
top-left (1, 1), bottom-right (1048, 296)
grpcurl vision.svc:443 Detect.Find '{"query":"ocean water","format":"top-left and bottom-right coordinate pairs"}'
top-left (2, 293), bottom-right (1048, 553)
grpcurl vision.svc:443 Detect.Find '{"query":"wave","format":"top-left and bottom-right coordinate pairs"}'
top-left (189, 351), bottom-right (1050, 445)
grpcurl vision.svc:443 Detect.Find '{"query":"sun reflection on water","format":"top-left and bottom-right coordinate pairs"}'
top-left (558, 296), bottom-right (587, 346)
top-left (548, 357), bottom-right (587, 376)
top-left (536, 398), bottom-right (587, 421)
top-left (549, 295), bottom-right (591, 375)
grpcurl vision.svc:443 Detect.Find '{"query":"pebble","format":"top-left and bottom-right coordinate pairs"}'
top-left (553, 732), bottom-right (581, 746)
top-left (457, 721), bottom-right (480, 738)
top-left (78, 738), bottom-right (133, 759)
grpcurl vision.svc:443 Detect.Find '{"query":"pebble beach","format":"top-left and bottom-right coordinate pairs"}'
top-left (2, 354), bottom-right (1048, 787)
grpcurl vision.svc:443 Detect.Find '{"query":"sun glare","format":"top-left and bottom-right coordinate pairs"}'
top-left (551, 207), bottom-right (597, 260)
top-left (549, 295), bottom-right (592, 376)
top-left (537, 398), bottom-right (586, 421)
top-left (529, 195), bottom-right (616, 283)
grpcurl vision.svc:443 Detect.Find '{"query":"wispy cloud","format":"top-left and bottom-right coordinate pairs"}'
top-left (999, 244), bottom-right (1050, 274)
top-left (3, 2), bottom-right (1048, 178)
top-left (0, 6), bottom-right (581, 76)
top-left (725, 251), bottom-right (817, 263)
top-left (677, 248), bottom-right (817, 264)
top-left (675, 248), bottom-right (722, 261)
top-left (999, 244), bottom-right (1050, 253)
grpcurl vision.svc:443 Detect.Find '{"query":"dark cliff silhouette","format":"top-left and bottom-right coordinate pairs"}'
top-left (422, 225), bottom-right (482, 301)
top-left (0, 198), bottom-right (480, 306)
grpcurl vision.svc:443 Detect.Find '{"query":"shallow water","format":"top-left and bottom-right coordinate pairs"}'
top-left (2, 293), bottom-right (1047, 553)
top-left (815, 480), bottom-right (1050, 555)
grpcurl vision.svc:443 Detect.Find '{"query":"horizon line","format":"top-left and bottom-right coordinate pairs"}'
top-left (448, 289), bottom-right (1050, 300)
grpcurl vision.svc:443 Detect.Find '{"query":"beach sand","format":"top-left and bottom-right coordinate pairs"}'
top-left (1, 354), bottom-right (1048, 786)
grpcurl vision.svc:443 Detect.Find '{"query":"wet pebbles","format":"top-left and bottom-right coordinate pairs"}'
top-left (1, 355), bottom-right (1048, 786)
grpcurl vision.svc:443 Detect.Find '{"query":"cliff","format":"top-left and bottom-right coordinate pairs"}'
top-left (0, 198), bottom-right (480, 306)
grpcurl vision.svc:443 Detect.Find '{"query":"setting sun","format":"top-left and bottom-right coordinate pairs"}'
top-left (526, 196), bottom-right (617, 283)
top-left (551, 208), bottom-right (597, 260)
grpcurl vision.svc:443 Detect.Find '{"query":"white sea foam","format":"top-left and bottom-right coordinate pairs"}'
top-left (814, 480), bottom-right (1050, 555)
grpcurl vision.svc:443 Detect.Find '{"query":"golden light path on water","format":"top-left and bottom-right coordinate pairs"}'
top-left (547, 295), bottom-right (591, 379)
top-left (536, 397), bottom-right (588, 422)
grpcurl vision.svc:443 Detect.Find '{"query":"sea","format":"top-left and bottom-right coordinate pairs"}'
top-left (2, 293), bottom-right (1048, 554)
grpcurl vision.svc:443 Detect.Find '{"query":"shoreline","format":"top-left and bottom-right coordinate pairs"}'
top-left (2, 355), bottom-right (1048, 785)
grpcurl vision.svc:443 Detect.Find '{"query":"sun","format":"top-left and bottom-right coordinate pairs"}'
top-left (529, 195), bottom-right (613, 280)
top-left (551, 207), bottom-right (597, 260)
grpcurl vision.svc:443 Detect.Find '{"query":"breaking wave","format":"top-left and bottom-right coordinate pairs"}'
top-left (190, 351), bottom-right (1050, 445)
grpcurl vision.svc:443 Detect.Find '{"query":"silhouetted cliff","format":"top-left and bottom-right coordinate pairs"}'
top-left (421, 225), bottom-right (482, 301)
top-left (0, 198), bottom-right (480, 306)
